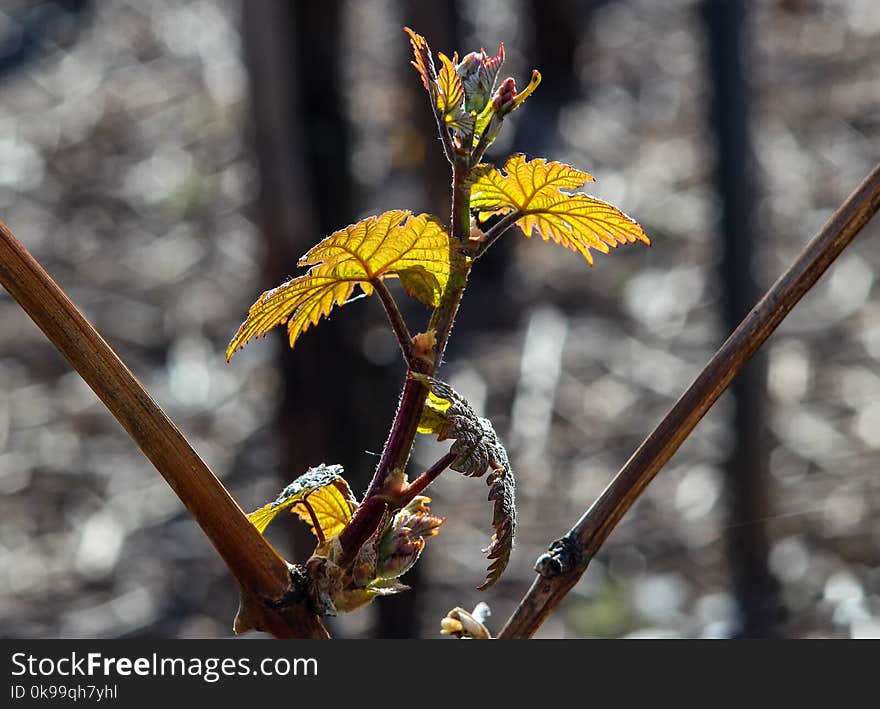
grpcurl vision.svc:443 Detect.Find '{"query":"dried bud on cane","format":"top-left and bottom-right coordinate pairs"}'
top-left (440, 603), bottom-right (492, 639)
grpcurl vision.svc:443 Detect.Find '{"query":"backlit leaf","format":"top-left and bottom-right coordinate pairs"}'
top-left (471, 154), bottom-right (649, 265)
top-left (472, 101), bottom-right (495, 147)
top-left (413, 374), bottom-right (516, 589)
top-left (292, 481), bottom-right (357, 541)
top-left (417, 388), bottom-right (453, 436)
top-left (404, 27), bottom-right (436, 91)
top-left (247, 464), bottom-right (357, 543)
top-left (436, 52), bottom-right (472, 133)
top-left (227, 211), bottom-right (450, 359)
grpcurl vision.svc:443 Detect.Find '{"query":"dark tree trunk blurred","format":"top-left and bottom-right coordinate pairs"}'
top-left (470, 0), bottom-right (594, 329)
top-left (702, 0), bottom-right (782, 637)
top-left (0, 0), bottom-right (90, 80)
top-left (241, 0), bottom-right (399, 637)
top-left (518, 0), bottom-right (584, 154)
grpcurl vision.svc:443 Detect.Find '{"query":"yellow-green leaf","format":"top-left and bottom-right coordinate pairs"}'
top-left (472, 100), bottom-right (495, 146)
top-left (247, 464), bottom-right (357, 543)
top-left (471, 154), bottom-right (649, 265)
top-left (227, 210), bottom-right (450, 359)
top-left (436, 52), bottom-right (465, 126)
top-left (417, 389), bottom-right (453, 436)
top-left (472, 153), bottom-right (594, 209)
top-left (291, 481), bottom-right (356, 541)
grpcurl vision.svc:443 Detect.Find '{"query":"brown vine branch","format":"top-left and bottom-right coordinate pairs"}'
top-left (0, 219), bottom-right (328, 639)
top-left (499, 162), bottom-right (880, 639)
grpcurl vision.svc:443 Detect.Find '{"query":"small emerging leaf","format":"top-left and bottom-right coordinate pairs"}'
top-left (247, 464), bottom-right (357, 542)
top-left (471, 154), bottom-right (649, 265)
top-left (472, 100), bottom-right (496, 148)
top-left (227, 211), bottom-right (451, 359)
top-left (505, 69), bottom-right (542, 113)
top-left (413, 374), bottom-right (517, 589)
top-left (404, 27), bottom-right (436, 91)
top-left (436, 52), bottom-right (473, 134)
top-left (471, 67), bottom-right (539, 151)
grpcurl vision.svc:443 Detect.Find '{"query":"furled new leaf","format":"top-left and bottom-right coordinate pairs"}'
top-left (504, 70), bottom-right (542, 113)
top-left (247, 464), bottom-right (357, 543)
top-left (471, 154), bottom-right (649, 265)
top-left (456, 45), bottom-right (504, 114)
top-left (472, 69), bottom-right (540, 150)
top-left (227, 211), bottom-right (450, 359)
top-left (413, 374), bottom-right (516, 590)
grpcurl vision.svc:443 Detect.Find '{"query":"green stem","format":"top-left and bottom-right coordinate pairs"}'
top-left (337, 154), bottom-right (473, 566)
top-left (429, 154), bottom-right (473, 365)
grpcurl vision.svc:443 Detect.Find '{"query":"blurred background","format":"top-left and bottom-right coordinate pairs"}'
top-left (0, 0), bottom-right (878, 639)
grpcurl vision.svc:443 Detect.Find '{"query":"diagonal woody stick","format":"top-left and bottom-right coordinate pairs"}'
top-left (499, 163), bottom-right (880, 639)
top-left (0, 219), bottom-right (328, 639)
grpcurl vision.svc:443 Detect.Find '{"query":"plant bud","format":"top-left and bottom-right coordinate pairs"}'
top-left (374, 501), bottom-right (445, 579)
top-left (457, 44), bottom-right (504, 113)
top-left (399, 510), bottom-right (444, 539)
top-left (492, 77), bottom-right (518, 111)
top-left (440, 605), bottom-right (492, 639)
top-left (456, 52), bottom-right (483, 84)
top-left (375, 531), bottom-right (425, 579)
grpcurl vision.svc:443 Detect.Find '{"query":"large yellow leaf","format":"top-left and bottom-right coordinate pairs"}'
top-left (471, 154), bottom-right (649, 265)
top-left (247, 464), bottom-right (357, 543)
top-left (227, 210), bottom-right (450, 359)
